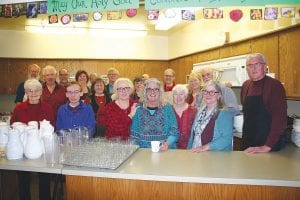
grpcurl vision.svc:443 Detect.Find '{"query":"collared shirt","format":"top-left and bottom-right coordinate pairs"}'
top-left (56, 101), bottom-right (96, 135)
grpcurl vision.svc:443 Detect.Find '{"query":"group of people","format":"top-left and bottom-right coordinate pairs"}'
top-left (9, 53), bottom-right (287, 199)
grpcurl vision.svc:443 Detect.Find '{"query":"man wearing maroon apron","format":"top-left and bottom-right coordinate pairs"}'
top-left (240, 53), bottom-right (287, 153)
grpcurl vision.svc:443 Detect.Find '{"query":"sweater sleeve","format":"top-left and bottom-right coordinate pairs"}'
top-left (130, 107), bottom-right (141, 142)
top-left (85, 105), bottom-right (96, 137)
top-left (56, 106), bottom-right (64, 132)
top-left (209, 110), bottom-right (233, 151)
top-left (164, 104), bottom-right (179, 148)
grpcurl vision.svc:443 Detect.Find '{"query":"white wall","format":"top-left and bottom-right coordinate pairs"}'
top-left (0, 29), bottom-right (169, 60)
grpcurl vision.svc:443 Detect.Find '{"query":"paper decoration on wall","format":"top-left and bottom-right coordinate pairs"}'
top-left (281, 7), bottom-right (295, 18)
top-left (264, 8), bottom-right (278, 20)
top-left (203, 8), bottom-right (223, 19)
top-left (164, 9), bottom-right (176, 18)
top-left (126, 9), bottom-right (137, 17)
top-left (73, 13), bottom-right (89, 22)
top-left (107, 11), bottom-right (122, 20)
top-left (4, 4), bottom-right (12, 17)
top-left (61, 14), bottom-right (71, 25)
top-left (250, 9), bottom-right (262, 20)
top-left (229, 9), bottom-right (243, 22)
top-left (49, 14), bottom-right (58, 24)
top-left (182, 9), bottom-right (195, 20)
top-left (93, 12), bottom-right (102, 21)
top-left (39, 2), bottom-right (47, 14)
top-left (27, 2), bottom-right (38, 18)
top-left (148, 10), bottom-right (159, 20)
top-left (13, 3), bottom-right (26, 17)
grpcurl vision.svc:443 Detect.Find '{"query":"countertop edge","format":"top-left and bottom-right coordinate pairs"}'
top-left (61, 169), bottom-right (300, 188)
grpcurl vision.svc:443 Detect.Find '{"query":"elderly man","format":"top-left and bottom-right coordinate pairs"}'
top-left (58, 68), bottom-right (69, 88)
top-left (163, 68), bottom-right (176, 104)
top-left (200, 67), bottom-right (240, 117)
top-left (240, 53), bottom-right (287, 153)
top-left (15, 64), bottom-right (41, 104)
top-left (105, 67), bottom-right (119, 97)
top-left (41, 65), bottom-right (66, 116)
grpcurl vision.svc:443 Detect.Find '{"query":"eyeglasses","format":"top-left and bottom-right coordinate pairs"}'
top-left (246, 62), bottom-right (265, 69)
top-left (116, 87), bottom-right (131, 92)
top-left (66, 90), bottom-right (81, 95)
top-left (146, 88), bottom-right (160, 93)
top-left (202, 90), bottom-right (219, 96)
top-left (164, 75), bottom-right (174, 78)
top-left (108, 73), bottom-right (118, 76)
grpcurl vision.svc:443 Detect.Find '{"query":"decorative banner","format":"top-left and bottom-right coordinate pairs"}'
top-left (145, 0), bottom-right (300, 10)
top-left (47, 0), bottom-right (139, 14)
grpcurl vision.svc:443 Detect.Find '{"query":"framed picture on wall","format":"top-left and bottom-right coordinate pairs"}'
top-left (203, 8), bottom-right (223, 19)
top-left (264, 7), bottom-right (278, 20)
top-left (281, 7), bottom-right (295, 18)
top-left (250, 9), bottom-right (262, 20)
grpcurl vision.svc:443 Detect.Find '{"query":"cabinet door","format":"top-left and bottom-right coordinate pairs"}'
top-left (251, 34), bottom-right (279, 77)
top-left (279, 28), bottom-right (300, 100)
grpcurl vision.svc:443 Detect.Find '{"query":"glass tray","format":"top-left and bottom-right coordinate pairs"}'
top-left (62, 140), bottom-right (139, 170)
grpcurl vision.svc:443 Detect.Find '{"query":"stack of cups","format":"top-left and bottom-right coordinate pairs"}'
top-left (43, 135), bottom-right (60, 165)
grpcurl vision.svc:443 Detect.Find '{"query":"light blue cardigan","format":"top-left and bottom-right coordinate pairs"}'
top-left (187, 109), bottom-right (233, 151)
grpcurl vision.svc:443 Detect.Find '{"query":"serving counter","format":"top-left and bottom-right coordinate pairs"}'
top-left (1, 145), bottom-right (300, 200)
top-left (63, 145), bottom-right (300, 200)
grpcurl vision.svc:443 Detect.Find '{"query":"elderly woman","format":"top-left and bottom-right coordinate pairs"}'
top-left (90, 78), bottom-right (111, 137)
top-left (187, 81), bottom-right (233, 152)
top-left (172, 84), bottom-right (197, 149)
top-left (99, 78), bottom-right (138, 140)
top-left (187, 71), bottom-right (203, 108)
top-left (56, 81), bottom-right (96, 136)
top-left (10, 79), bottom-right (54, 200)
top-left (130, 78), bottom-right (179, 150)
top-left (75, 70), bottom-right (90, 103)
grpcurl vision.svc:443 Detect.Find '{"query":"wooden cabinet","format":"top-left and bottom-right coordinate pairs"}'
top-left (251, 34), bottom-right (279, 77)
top-left (278, 27), bottom-right (300, 100)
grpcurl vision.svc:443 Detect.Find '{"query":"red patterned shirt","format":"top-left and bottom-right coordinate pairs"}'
top-left (100, 99), bottom-right (137, 140)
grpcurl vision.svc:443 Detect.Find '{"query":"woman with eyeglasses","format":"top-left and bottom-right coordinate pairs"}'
top-left (56, 81), bottom-right (96, 135)
top-left (130, 78), bottom-right (179, 150)
top-left (187, 81), bottom-right (233, 152)
top-left (10, 79), bottom-right (55, 200)
top-left (100, 78), bottom-right (138, 140)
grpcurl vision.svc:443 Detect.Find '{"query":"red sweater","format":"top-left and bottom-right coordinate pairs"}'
top-left (174, 106), bottom-right (197, 149)
top-left (100, 99), bottom-right (137, 140)
top-left (41, 82), bottom-right (66, 116)
top-left (240, 76), bottom-right (287, 148)
top-left (10, 101), bottom-right (55, 127)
